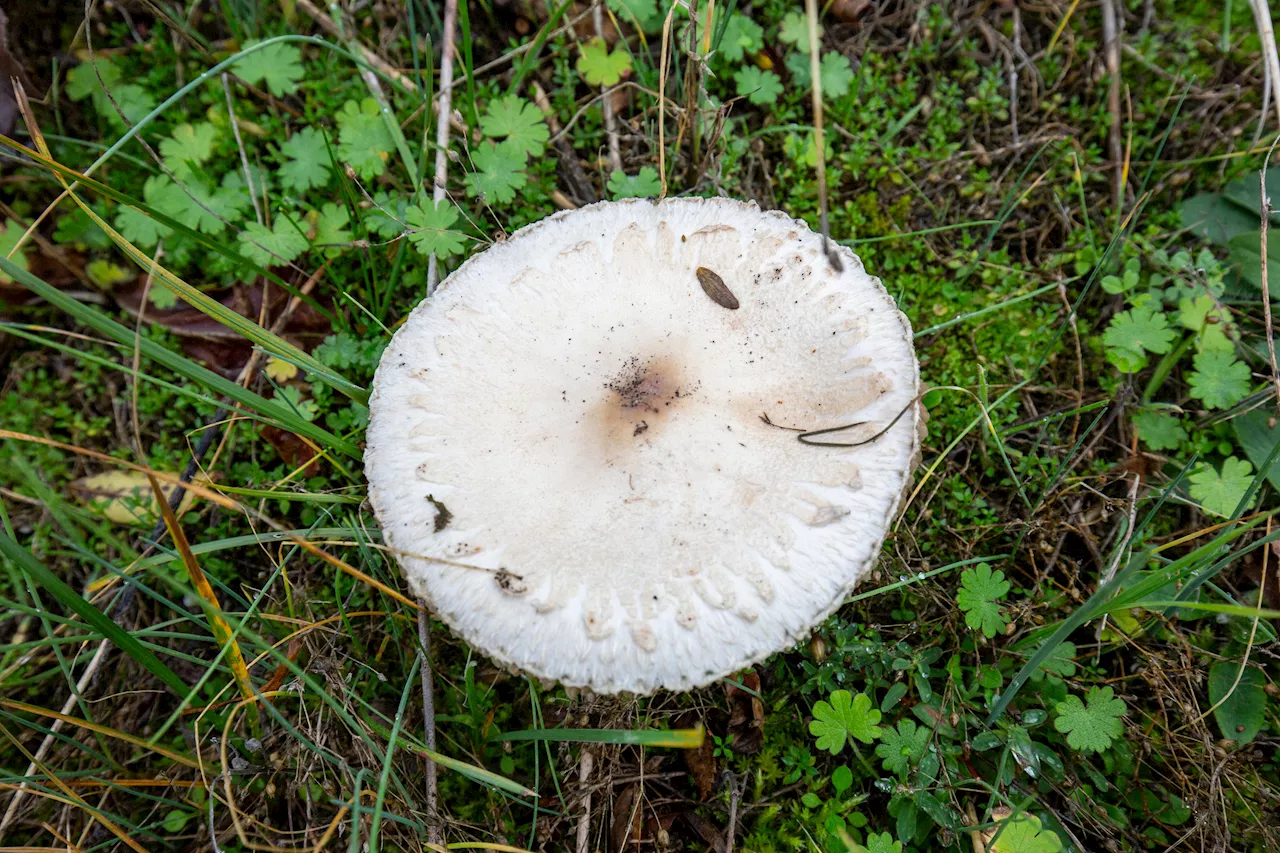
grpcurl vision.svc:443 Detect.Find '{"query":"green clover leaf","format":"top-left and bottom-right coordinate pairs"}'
top-left (607, 0), bottom-right (658, 25)
top-left (150, 173), bottom-right (249, 236)
top-left (778, 11), bottom-right (817, 47)
top-left (1102, 305), bottom-right (1175, 373)
top-left (734, 66), bottom-right (783, 106)
top-left (808, 690), bottom-right (881, 755)
top-left (235, 39), bottom-right (305, 97)
top-left (278, 127), bottom-right (334, 191)
top-left (1131, 410), bottom-right (1186, 452)
top-left (464, 140), bottom-right (527, 205)
top-left (313, 203), bottom-right (351, 255)
top-left (404, 199), bottom-right (465, 259)
top-left (66, 59), bottom-right (156, 126)
top-left (160, 122), bottom-right (218, 180)
top-left (956, 562), bottom-right (1009, 638)
top-left (337, 98), bottom-right (394, 180)
top-left (607, 167), bottom-right (662, 199)
top-left (1187, 349), bottom-right (1251, 410)
top-left (874, 719), bottom-right (930, 776)
top-left (991, 813), bottom-right (1063, 853)
top-left (114, 176), bottom-right (175, 248)
top-left (786, 51), bottom-right (854, 97)
top-left (857, 832), bottom-right (903, 853)
top-left (1188, 457), bottom-right (1254, 518)
top-left (1054, 686), bottom-right (1126, 754)
top-left (238, 214), bottom-right (310, 267)
top-left (479, 95), bottom-right (549, 158)
top-left (577, 39), bottom-right (632, 86)
top-left (715, 13), bottom-right (763, 62)
top-left (366, 191), bottom-right (412, 240)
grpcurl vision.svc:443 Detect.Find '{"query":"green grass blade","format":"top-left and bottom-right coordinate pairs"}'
top-left (0, 257), bottom-right (360, 459)
top-left (52, 192), bottom-right (367, 405)
top-left (493, 726), bottom-right (705, 748)
top-left (0, 532), bottom-right (191, 699)
top-left (398, 739), bottom-right (537, 797)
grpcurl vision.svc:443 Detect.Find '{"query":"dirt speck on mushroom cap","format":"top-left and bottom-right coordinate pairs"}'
top-left (365, 198), bottom-right (919, 694)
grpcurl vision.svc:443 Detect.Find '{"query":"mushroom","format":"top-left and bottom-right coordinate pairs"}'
top-left (366, 198), bottom-right (920, 694)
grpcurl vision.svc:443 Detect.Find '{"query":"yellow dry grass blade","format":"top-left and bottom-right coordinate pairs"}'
top-left (147, 475), bottom-right (256, 721)
top-left (0, 725), bottom-right (154, 853)
top-left (1046, 0), bottom-right (1083, 56)
top-left (0, 429), bottom-right (422, 613)
top-left (0, 700), bottom-right (199, 769)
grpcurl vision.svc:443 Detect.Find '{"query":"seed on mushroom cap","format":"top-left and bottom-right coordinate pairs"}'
top-left (365, 198), bottom-right (921, 694)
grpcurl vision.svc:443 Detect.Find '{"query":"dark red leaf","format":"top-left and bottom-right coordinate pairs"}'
top-left (724, 668), bottom-right (764, 755)
top-left (677, 711), bottom-right (717, 800)
top-left (260, 424), bottom-right (321, 475)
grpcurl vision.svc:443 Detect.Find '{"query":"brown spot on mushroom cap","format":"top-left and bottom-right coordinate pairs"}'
top-left (588, 354), bottom-right (692, 452)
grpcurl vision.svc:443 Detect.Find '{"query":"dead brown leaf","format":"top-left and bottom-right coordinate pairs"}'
top-left (683, 810), bottom-right (725, 851)
top-left (676, 711), bottom-right (716, 800)
top-left (830, 0), bottom-right (872, 25)
top-left (259, 425), bottom-right (322, 475)
top-left (115, 280), bottom-right (330, 375)
top-left (610, 784), bottom-right (642, 853)
top-left (724, 668), bottom-right (764, 755)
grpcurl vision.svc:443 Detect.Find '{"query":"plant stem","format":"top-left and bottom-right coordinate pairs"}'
top-left (1142, 332), bottom-right (1193, 403)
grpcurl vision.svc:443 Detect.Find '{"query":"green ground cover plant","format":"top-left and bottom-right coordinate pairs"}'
top-left (0, 0), bottom-right (1278, 851)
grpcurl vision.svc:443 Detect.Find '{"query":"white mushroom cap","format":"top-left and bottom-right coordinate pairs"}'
top-left (366, 198), bottom-right (920, 694)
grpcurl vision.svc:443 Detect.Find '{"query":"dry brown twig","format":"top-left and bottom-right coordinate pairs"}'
top-left (804, 0), bottom-right (841, 270)
top-left (222, 72), bottom-right (263, 225)
top-left (532, 81), bottom-right (589, 207)
top-left (296, 0), bottom-right (417, 93)
top-left (1099, 0), bottom-right (1124, 211)
top-left (576, 750), bottom-right (595, 853)
top-left (415, 0), bottom-right (459, 844)
top-left (1260, 132), bottom-right (1280, 412)
top-left (1249, 0), bottom-right (1280, 131)
top-left (427, 0), bottom-right (460, 296)
top-left (594, 1), bottom-right (623, 174)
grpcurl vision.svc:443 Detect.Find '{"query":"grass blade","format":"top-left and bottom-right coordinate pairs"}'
top-left (493, 726), bottom-right (705, 748)
top-left (0, 532), bottom-right (190, 699)
top-left (0, 257), bottom-right (360, 459)
top-left (0, 700), bottom-right (199, 769)
top-left (147, 476), bottom-right (256, 722)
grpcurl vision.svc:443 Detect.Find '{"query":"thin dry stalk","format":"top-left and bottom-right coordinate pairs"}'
top-left (804, 0), bottom-right (841, 270)
top-left (222, 73), bottom-right (263, 224)
top-left (427, 0), bottom-right (460, 294)
top-left (0, 639), bottom-right (112, 833)
top-left (1095, 472), bottom-right (1141, 646)
top-left (418, 609), bottom-right (442, 848)
top-left (657, 2), bottom-right (678, 198)
top-left (1099, 0), bottom-right (1124, 210)
top-left (1249, 0), bottom-right (1280, 128)
top-left (416, 0), bottom-right (459, 840)
top-left (532, 81), bottom-right (590, 206)
top-left (575, 750), bottom-right (595, 853)
top-left (724, 771), bottom-right (740, 853)
top-left (1260, 133), bottom-right (1280, 411)
top-left (296, 0), bottom-right (417, 93)
top-left (130, 240), bottom-right (164, 459)
top-left (594, 2), bottom-right (623, 174)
